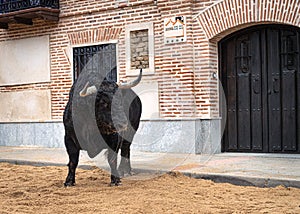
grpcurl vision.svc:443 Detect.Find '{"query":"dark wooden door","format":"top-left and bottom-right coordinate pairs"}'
top-left (220, 25), bottom-right (300, 153)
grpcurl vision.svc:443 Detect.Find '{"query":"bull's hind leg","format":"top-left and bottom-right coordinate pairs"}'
top-left (106, 133), bottom-right (122, 186)
top-left (108, 149), bottom-right (121, 186)
top-left (64, 135), bottom-right (80, 187)
top-left (118, 140), bottom-right (132, 177)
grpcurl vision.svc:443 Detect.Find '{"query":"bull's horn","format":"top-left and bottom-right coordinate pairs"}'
top-left (118, 69), bottom-right (142, 89)
top-left (79, 81), bottom-right (97, 97)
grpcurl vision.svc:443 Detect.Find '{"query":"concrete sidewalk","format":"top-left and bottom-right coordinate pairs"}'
top-left (0, 146), bottom-right (299, 188)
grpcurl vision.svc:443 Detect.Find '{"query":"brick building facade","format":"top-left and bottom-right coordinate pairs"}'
top-left (0, 0), bottom-right (300, 153)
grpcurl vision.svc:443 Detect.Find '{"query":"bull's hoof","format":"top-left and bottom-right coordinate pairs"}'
top-left (110, 176), bottom-right (122, 186)
top-left (119, 170), bottom-right (125, 178)
top-left (119, 169), bottom-right (135, 178)
top-left (118, 166), bottom-right (132, 178)
top-left (64, 181), bottom-right (75, 187)
top-left (109, 181), bottom-right (122, 186)
top-left (128, 170), bottom-right (136, 176)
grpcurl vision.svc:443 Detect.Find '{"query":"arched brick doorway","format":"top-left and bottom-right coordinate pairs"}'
top-left (220, 24), bottom-right (300, 153)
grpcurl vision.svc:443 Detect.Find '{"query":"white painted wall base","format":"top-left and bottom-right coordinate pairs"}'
top-left (0, 119), bottom-right (222, 154)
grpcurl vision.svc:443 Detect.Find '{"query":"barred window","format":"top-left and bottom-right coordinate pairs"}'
top-left (73, 43), bottom-right (117, 81)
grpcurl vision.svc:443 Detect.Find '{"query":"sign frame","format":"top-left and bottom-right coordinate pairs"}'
top-left (164, 16), bottom-right (187, 44)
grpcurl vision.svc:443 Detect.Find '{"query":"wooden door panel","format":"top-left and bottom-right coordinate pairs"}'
top-left (237, 71), bottom-right (251, 150)
top-left (297, 33), bottom-right (300, 153)
top-left (236, 35), bottom-right (252, 150)
top-left (297, 67), bottom-right (300, 152)
top-left (281, 69), bottom-right (297, 151)
top-left (250, 31), bottom-right (263, 151)
top-left (267, 28), bottom-right (282, 151)
top-left (280, 30), bottom-right (298, 151)
top-left (224, 37), bottom-right (238, 150)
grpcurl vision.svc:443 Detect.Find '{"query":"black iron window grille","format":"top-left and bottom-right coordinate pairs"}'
top-left (73, 44), bottom-right (117, 82)
top-left (0, 0), bottom-right (59, 14)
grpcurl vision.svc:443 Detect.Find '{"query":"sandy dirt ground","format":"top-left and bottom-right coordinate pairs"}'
top-left (0, 162), bottom-right (299, 214)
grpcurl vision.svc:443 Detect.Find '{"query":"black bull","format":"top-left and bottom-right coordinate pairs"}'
top-left (63, 70), bottom-right (142, 186)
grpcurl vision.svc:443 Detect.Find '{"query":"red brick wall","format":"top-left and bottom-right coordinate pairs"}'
top-left (0, 0), bottom-right (299, 121)
top-left (156, 0), bottom-right (196, 117)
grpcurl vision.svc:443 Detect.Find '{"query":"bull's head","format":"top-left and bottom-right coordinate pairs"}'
top-left (79, 69), bottom-right (142, 135)
top-left (79, 69), bottom-right (142, 97)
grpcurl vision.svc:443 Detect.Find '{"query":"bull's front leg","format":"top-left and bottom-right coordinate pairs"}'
top-left (107, 133), bottom-right (122, 186)
top-left (118, 140), bottom-right (132, 177)
top-left (64, 135), bottom-right (80, 187)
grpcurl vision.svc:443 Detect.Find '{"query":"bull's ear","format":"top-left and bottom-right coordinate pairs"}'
top-left (118, 69), bottom-right (142, 89)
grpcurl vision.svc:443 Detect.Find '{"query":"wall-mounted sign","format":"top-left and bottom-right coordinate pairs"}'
top-left (164, 16), bottom-right (187, 44)
top-left (115, 0), bottom-right (128, 7)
